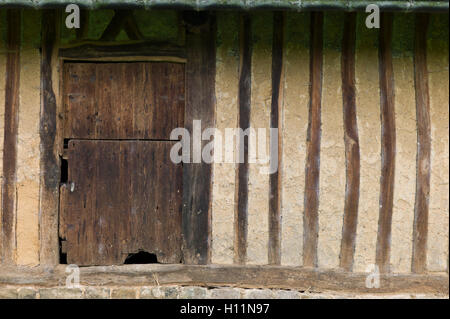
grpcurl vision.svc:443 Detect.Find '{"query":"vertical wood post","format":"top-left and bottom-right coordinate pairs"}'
top-left (268, 12), bottom-right (284, 265)
top-left (303, 12), bottom-right (323, 268)
top-left (412, 13), bottom-right (431, 274)
top-left (183, 12), bottom-right (216, 264)
top-left (39, 10), bottom-right (60, 266)
top-left (376, 13), bottom-right (396, 274)
top-left (234, 13), bottom-right (252, 265)
top-left (1, 9), bottom-right (21, 265)
top-left (339, 12), bottom-right (360, 271)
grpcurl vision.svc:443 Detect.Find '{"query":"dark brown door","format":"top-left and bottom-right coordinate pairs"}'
top-left (60, 62), bottom-right (185, 265)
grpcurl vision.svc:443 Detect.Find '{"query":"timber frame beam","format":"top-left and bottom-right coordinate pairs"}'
top-left (0, 265), bottom-right (448, 295)
top-left (59, 41), bottom-right (186, 61)
top-left (1, 9), bottom-right (21, 265)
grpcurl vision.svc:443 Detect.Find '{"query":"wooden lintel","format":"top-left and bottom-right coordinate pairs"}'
top-left (58, 41), bottom-right (186, 61)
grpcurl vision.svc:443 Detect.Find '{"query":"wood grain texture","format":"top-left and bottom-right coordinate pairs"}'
top-left (235, 14), bottom-right (252, 265)
top-left (339, 13), bottom-right (360, 272)
top-left (63, 62), bottom-right (185, 140)
top-left (182, 12), bottom-right (216, 264)
top-left (63, 140), bottom-right (182, 266)
top-left (39, 10), bottom-right (60, 265)
top-left (303, 12), bottom-right (323, 268)
top-left (59, 41), bottom-right (185, 60)
top-left (376, 13), bottom-right (396, 274)
top-left (412, 13), bottom-right (431, 274)
top-left (1, 265), bottom-right (447, 295)
top-left (1, 9), bottom-right (21, 265)
top-left (268, 12), bottom-right (284, 266)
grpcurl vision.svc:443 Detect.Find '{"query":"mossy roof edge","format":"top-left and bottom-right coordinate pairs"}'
top-left (0, 1), bottom-right (448, 12)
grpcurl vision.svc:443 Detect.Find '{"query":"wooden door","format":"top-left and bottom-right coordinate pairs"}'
top-left (60, 62), bottom-right (185, 265)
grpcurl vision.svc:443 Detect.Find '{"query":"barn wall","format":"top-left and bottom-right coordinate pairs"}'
top-left (0, 10), bottom-right (447, 276)
top-left (210, 11), bottom-right (449, 273)
top-left (428, 13), bottom-right (449, 272)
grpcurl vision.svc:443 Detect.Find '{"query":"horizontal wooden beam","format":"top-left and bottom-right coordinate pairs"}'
top-left (0, 265), bottom-right (447, 295)
top-left (58, 41), bottom-right (186, 61)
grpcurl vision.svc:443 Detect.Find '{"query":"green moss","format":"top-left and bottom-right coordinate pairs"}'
top-left (0, 10), bottom-right (6, 45)
top-left (392, 13), bottom-right (414, 58)
top-left (87, 9), bottom-right (115, 40)
top-left (134, 10), bottom-right (178, 43)
top-left (285, 12), bottom-right (310, 50)
top-left (60, 9), bottom-right (178, 43)
top-left (324, 12), bottom-right (344, 51)
top-left (428, 13), bottom-right (449, 52)
top-left (216, 12), bottom-right (239, 59)
top-left (22, 10), bottom-right (42, 49)
top-left (251, 12), bottom-right (273, 53)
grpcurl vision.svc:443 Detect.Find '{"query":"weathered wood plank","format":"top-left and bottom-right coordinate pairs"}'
top-left (412, 13), bottom-right (431, 274)
top-left (39, 10), bottom-right (60, 266)
top-left (65, 140), bottom-right (182, 266)
top-left (63, 63), bottom-right (97, 138)
top-left (339, 12), bottom-right (360, 272)
top-left (63, 62), bottom-right (185, 140)
top-left (1, 9), bottom-right (21, 265)
top-left (303, 12), bottom-right (323, 268)
top-left (59, 41), bottom-right (186, 60)
top-left (234, 14), bottom-right (252, 265)
top-left (1, 265), bottom-right (447, 295)
top-left (95, 64), bottom-right (116, 138)
top-left (376, 13), bottom-right (396, 274)
top-left (268, 12), bottom-right (284, 266)
top-left (182, 12), bottom-right (216, 264)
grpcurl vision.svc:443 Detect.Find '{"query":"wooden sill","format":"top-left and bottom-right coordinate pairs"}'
top-left (0, 264), bottom-right (448, 295)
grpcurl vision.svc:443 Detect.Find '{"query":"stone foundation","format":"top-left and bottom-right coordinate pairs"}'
top-left (0, 285), bottom-right (447, 299)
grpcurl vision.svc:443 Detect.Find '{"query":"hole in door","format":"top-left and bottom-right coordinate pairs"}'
top-left (124, 251), bottom-right (159, 264)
